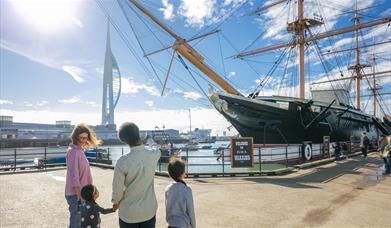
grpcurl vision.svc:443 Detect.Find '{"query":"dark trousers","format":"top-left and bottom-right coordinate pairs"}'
top-left (361, 146), bottom-right (368, 157)
top-left (119, 216), bottom-right (156, 228)
top-left (383, 157), bottom-right (391, 174)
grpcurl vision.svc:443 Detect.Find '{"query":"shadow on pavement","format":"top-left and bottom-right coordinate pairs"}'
top-left (243, 156), bottom-right (384, 189)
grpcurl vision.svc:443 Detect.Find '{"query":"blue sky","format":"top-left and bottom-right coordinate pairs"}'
top-left (1, 0), bottom-right (390, 134)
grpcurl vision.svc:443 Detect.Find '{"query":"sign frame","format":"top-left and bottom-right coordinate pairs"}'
top-left (230, 137), bottom-right (254, 168)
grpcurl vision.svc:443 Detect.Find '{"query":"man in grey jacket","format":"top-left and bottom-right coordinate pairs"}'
top-left (112, 122), bottom-right (161, 228)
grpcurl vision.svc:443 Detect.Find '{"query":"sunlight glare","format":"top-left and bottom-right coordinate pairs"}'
top-left (12, 0), bottom-right (77, 33)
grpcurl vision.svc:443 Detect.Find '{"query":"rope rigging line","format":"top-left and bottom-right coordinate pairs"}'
top-left (95, 0), bottom-right (159, 85)
top-left (148, 59), bottom-right (205, 93)
top-left (378, 94), bottom-right (391, 116)
top-left (117, 0), bottom-right (164, 87)
top-left (220, 32), bottom-right (261, 88)
top-left (360, 67), bottom-right (390, 116)
top-left (177, 54), bottom-right (210, 100)
top-left (315, 2), bottom-right (386, 20)
top-left (122, 0), bottom-right (216, 102)
top-left (307, 28), bottom-right (344, 103)
top-left (278, 46), bottom-right (294, 95)
top-left (240, 0), bottom-right (289, 53)
top-left (190, 0), bottom-right (250, 48)
top-left (125, 0), bottom-right (172, 49)
top-left (250, 41), bottom-right (293, 97)
top-left (314, 0), bottom-right (346, 78)
top-left (109, 0), bottom-right (211, 108)
top-left (217, 32), bottom-right (228, 79)
top-left (125, 0), bottom-right (244, 95)
top-left (146, 59), bottom-right (213, 108)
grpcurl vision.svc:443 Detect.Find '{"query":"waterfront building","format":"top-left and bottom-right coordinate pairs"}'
top-left (192, 128), bottom-right (212, 142)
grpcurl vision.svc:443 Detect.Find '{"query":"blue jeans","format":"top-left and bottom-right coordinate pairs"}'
top-left (65, 195), bottom-right (81, 228)
top-left (335, 151), bottom-right (341, 161)
top-left (119, 216), bottom-right (156, 228)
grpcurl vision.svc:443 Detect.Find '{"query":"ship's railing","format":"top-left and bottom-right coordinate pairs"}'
top-left (0, 142), bottom-right (368, 175)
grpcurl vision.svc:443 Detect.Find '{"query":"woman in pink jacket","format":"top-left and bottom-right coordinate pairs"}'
top-left (65, 123), bottom-right (100, 228)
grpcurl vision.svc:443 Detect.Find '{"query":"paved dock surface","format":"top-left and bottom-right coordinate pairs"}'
top-left (1, 154), bottom-right (390, 228)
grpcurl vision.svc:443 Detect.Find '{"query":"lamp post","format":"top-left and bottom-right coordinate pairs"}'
top-left (189, 109), bottom-right (192, 139)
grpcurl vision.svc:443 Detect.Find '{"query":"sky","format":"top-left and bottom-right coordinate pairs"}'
top-left (0, 0), bottom-right (390, 135)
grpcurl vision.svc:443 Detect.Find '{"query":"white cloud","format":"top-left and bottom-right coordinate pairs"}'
top-left (62, 65), bottom-right (86, 83)
top-left (173, 88), bottom-right (184, 93)
top-left (58, 96), bottom-right (100, 108)
top-left (58, 96), bottom-right (81, 104)
top-left (22, 100), bottom-right (49, 108)
top-left (85, 101), bottom-right (100, 108)
top-left (37, 100), bottom-right (48, 107)
top-left (258, 0), bottom-right (377, 41)
top-left (0, 39), bottom-right (57, 69)
top-left (0, 39), bottom-right (91, 83)
top-left (122, 78), bottom-right (160, 96)
top-left (179, 0), bottom-right (216, 27)
top-left (175, 0), bottom-right (246, 27)
top-left (183, 91), bottom-right (202, 100)
top-left (228, 71), bottom-right (236, 78)
top-left (0, 100), bottom-right (13, 105)
top-left (160, 0), bottom-right (175, 20)
top-left (24, 102), bottom-right (33, 107)
top-left (145, 100), bottom-right (154, 107)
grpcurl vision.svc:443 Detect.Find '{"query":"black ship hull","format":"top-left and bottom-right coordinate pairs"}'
top-left (210, 92), bottom-right (386, 144)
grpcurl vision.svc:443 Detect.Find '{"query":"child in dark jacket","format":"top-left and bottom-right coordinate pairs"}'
top-left (80, 184), bottom-right (115, 228)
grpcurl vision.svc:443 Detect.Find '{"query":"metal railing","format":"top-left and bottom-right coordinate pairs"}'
top-left (0, 142), bottom-right (365, 175)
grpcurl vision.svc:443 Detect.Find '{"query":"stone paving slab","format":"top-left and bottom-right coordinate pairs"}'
top-left (0, 154), bottom-right (390, 228)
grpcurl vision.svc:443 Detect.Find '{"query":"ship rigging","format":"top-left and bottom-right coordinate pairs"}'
top-left (99, 0), bottom-right (391, 144)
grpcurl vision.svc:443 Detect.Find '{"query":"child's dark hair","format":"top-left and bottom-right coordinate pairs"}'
top-left (81, 184), bottom-right (96, 202)
top-left (167, 157), bottom-right (186, 182)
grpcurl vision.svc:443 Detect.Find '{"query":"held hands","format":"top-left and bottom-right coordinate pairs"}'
top-left (112, 204), bottom-right (119, 212)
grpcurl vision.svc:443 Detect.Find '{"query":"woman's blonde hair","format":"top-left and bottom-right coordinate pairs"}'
top-left (70, 123), bottom-right (101, 147)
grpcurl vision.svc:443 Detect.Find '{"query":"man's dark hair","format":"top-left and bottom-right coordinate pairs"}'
top-left (118, 122), bottom-right (141, 146)
top-left (168, 157), bottom-right (186, 182)
top-left (81, 184), bottom-right (95, 202)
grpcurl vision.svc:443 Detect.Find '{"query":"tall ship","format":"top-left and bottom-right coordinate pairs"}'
top-left (120, 0), bottom-right (390, 144)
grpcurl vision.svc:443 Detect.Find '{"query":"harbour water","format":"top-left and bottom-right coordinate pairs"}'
top-left (0, 141), bottom-right (291, 173)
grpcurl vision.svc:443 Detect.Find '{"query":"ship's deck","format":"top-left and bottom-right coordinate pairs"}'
top-left (1, 153), bottom-right (390, 227)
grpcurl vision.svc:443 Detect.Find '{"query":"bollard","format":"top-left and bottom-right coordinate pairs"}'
top-left (186, 149), bottom-right (189, 174)
top-left (222, 149), bottom-right (225, 176)
top-left (285, 146), bottom-right (288, 168)
top-left (44, 147), bottom-right (47, 170)
top-left (14, 148), bottom-right (16, 171)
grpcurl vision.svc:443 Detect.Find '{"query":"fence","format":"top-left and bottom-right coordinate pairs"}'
top-left (0, 142), bottom-right (365, 175)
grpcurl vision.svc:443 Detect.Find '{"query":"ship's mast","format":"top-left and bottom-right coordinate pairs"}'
top-left (128, 0), bottom-right (241, 96)
top-left (235, 0), bottom-right (390, 101)
top-left (354, 0), bottom-right (361, 109)
top-left (347, 0), bottom-right (370, 110)
top-left (297, 0), bottom-right (305, 99)
top-left (372, 53), bottom-right (377, 117)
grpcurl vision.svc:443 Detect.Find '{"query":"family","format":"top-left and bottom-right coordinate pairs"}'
top-left (65, 123), bottom-right (196, 228)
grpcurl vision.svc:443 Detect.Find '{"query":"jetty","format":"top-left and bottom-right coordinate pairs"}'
top-left (1, 153), bottom-right (390, 227)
